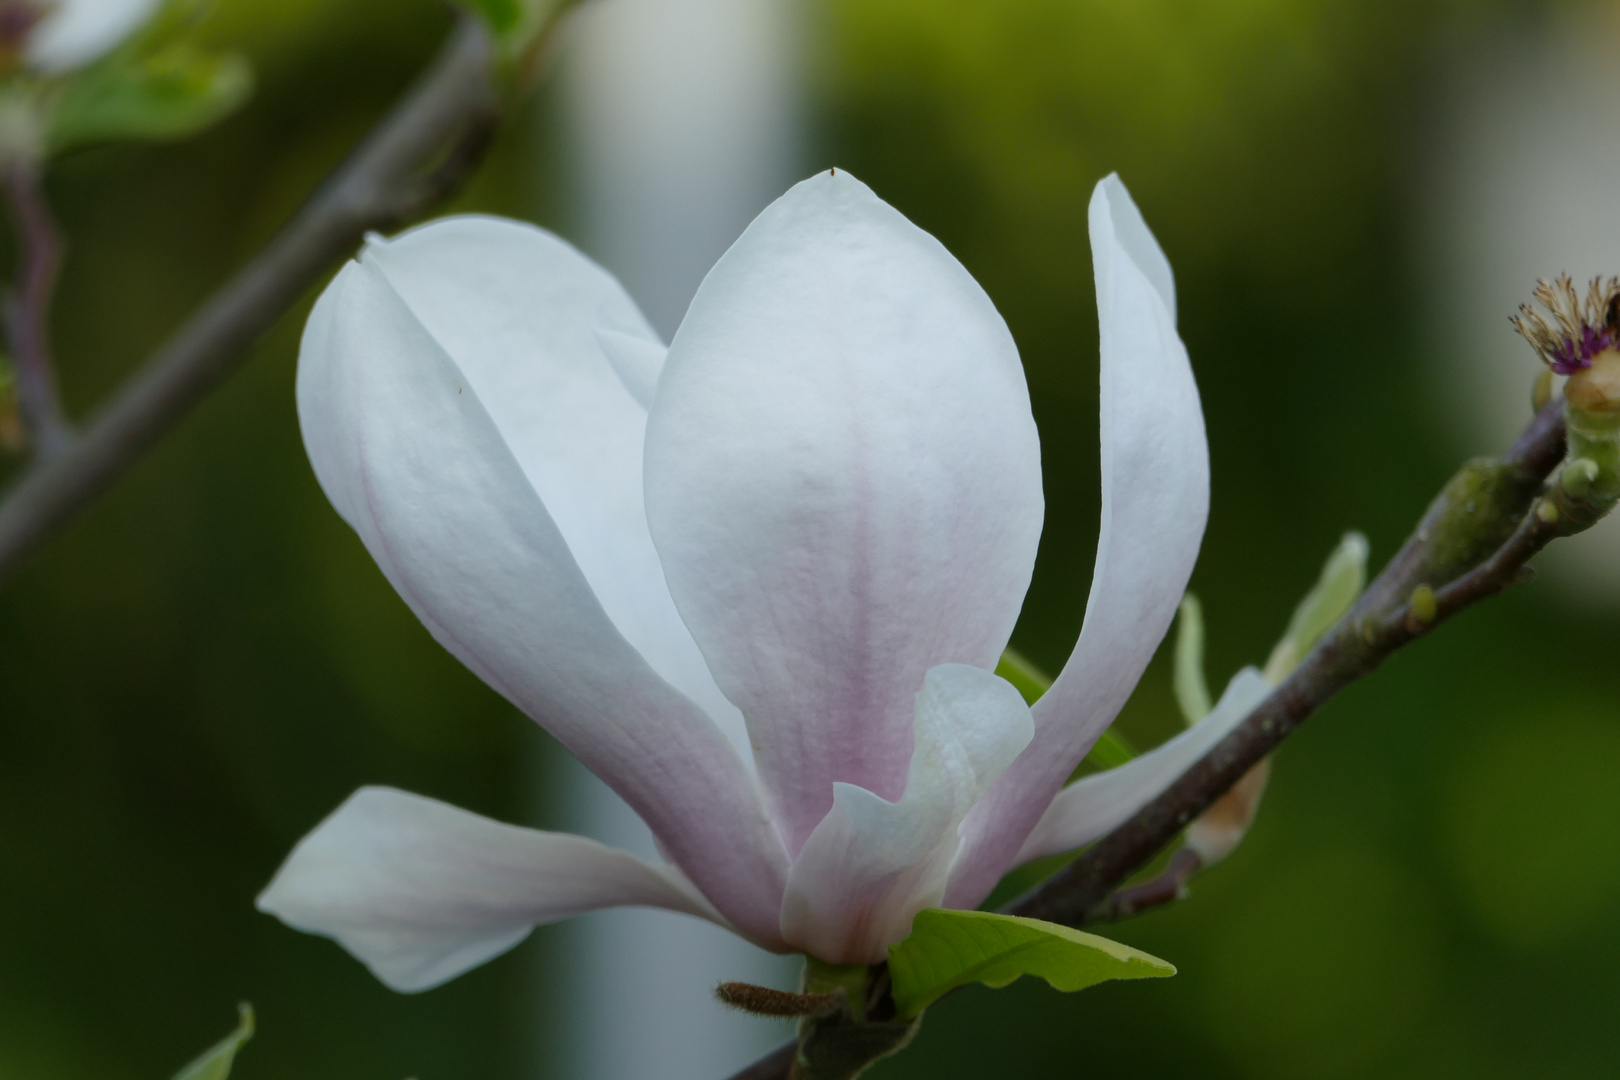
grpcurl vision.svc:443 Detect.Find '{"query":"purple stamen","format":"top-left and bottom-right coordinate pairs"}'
top-left (1550, 325), bottom-right (1614, 375)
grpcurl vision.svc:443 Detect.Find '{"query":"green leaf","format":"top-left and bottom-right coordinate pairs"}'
top-left (1262, 532), bottom-right (1368, 682)
top-left (993, 647), bottom-right (1049, 704)
top-left (1173, 593), bottom-right (1212, 725)
top-left (170, 1004), bottom-right (254, 1080)
top-left (47, 45), bottom-right (252, 154)
top-left (997, 649), bottom-right (1136, 770)
top-left (886, 909), bottom-right (1175, 1018)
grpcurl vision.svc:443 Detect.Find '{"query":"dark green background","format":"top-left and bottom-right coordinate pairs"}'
top-left (4, 0), bottom-right (1617, 1077)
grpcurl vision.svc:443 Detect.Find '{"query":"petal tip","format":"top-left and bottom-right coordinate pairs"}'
top-left (1089, 174), bottom-right (1177, 323)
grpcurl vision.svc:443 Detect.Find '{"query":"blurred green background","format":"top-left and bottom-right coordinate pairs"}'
top-left (5, 0), bottom-right (1620, 1077)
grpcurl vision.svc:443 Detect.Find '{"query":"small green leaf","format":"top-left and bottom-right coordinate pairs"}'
top-left (997, 649), bottom-right (1136, 770)
top-left (1173, 594), bottom-right (1212, 725)
top-left (170, 1004), bottom-right (254, 1080)
top-left (994, 647), bottom-right (1050, 705)
top-left (1262, 532), bottom-right (1368, 682)
top-left (47, 45), bottom-right (251, 153)
top-left (887, 909), bottom-right (1174, 1018)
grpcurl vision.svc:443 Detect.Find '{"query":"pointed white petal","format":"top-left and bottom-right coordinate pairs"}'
top-left (779, 665), bottom-right (1033, 963)
top-left (644, 170), bottom-right (1044, 853)
top-left (26, 0), bottom-right (159, 73)
top-left (1013, 668), bottom-right (1270, 864)
top-left (295, 253), bottom-right (788, 941)
top-left (257, 788), bottom-right (729, 992)
top-left (364, 217), bottom-right (748, 761)
top-left (946, 175), bottom-right (1209, 907)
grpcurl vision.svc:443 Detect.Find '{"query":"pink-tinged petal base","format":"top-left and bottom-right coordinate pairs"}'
top-left (779, 665), bottom-right (1032, 963)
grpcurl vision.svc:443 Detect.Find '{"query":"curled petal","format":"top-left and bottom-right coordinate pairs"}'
top-left (645, 170), bottom-right (1044, 854)
top-left (1013, 668), bottom-right (1270, 865)
top-left (296, 253), bottom-right (787, 940)
top-left (947, 175), bottom-right (1209, 907)
top-left (258, 788), bottom-right (728, 992)
top-left (779, 665), bottom-right (1033, 963)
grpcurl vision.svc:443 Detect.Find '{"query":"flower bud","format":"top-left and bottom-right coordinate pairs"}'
top-left (1566, 351), bottom-right (1620, 419)
top-left (1513, 274), bottom-right (1620, 526)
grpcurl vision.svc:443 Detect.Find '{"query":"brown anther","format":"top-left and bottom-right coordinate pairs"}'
top-left (1511, 273), bottom-right (1620, 371)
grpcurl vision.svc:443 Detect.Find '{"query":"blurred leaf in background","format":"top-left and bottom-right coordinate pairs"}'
top-left (170, 1004), bottom-right (253, 1080)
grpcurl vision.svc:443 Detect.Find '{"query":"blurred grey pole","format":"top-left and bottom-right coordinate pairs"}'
top-left (1419, 5), bottom-right (1620, 600)
top-left (539, 0), bottom-right (804, 1077)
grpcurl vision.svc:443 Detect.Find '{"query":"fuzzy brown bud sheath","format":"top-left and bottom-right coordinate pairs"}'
top-left (716, 982), bottom-right (845, 1019)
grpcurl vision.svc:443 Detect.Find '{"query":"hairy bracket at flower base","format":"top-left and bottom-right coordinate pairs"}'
top-left (258, 168), bottom-right (1238, 1023)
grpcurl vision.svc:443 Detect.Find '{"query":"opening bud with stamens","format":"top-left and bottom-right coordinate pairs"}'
top-left (1513, 274), bottom-right (1620, 527)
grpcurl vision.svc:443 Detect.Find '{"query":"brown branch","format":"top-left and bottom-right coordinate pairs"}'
top-left (723, 398), bottom-right (1572, 1080)
top-left (1005, 397), bottom-right (1569, 926)
top-left (2, 157), bottom-right (71, 458)
top-left (1081, 846), bottom-right (1203, 924)
top-left (0, 13), bottom-right (504, 586)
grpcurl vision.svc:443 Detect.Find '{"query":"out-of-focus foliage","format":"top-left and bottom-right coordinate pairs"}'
top-left (170, 1004), bottom-right (253, 1080)
top-left (3, 0), bottom-right (1619, 1078)
top-left (48, 42), bottom-right (251, 152)
top-left (887, 910), bottom-right (1173, 1019)
top-left (18, 0), bottom-right (255, 155)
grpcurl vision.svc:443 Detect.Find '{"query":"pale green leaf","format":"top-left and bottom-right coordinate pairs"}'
top-left (1173, 593), bottom-right (1212, 725)
top-left (993, 647), bottom-right (1049, 705)
top-left (47, 45), bottom-right (251, 153)
top-left (170, 1004), bottom-right (253, 1080)
top-left (997, 649), bottom-right (1135, 770)
top-left (1263, 532), bottom-right (1368, 682)
top-left (887, 909), bottom-right (1174, 1018)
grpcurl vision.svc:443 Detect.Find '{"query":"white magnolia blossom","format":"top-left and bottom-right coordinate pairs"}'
top-left (22, 0), bottom-right (159, 74)
top-left (259, 169), bottom-right (1258, 991)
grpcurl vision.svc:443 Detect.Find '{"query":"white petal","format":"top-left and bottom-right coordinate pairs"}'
top-left (295, 254), bottom-right (788, 941)
top-left (363, 217), bottom-right (748, 762)
top-left (945, 175), bottom-right (1209, 907)
top-left (257, 787), bottom-right (729, 992)
top-left (26, 0), bottom-right (158, 73)
top-left (778, 665), bottom-right (1033, 963)
top-left (644, 170), bottom-right (1044, 853)
top-left (1013, 668), bottom-right (1270, 864)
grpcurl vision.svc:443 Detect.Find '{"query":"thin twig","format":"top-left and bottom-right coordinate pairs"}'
top-left (1006, 398), bottom-right (1568, 926)
top-left (723, 398), bottom-right (1571, 1080)
top-left (0, 14), bottom-right (502, 585)
top-left (2, 157), bottom-right (71, 458)
top-left (1082, 847), bottom-right (1203, 924)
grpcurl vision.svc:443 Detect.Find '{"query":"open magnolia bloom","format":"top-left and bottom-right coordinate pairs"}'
top-left (13, 0), bottom-right (160, 73)
top-left (260, 169), bottom-right (1253, 993)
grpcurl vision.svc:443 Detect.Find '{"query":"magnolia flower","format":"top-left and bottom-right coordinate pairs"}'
top-left (260, 169), bottom-right (1264, 992)
top-left (6, 0), bottom-right (160, 73)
